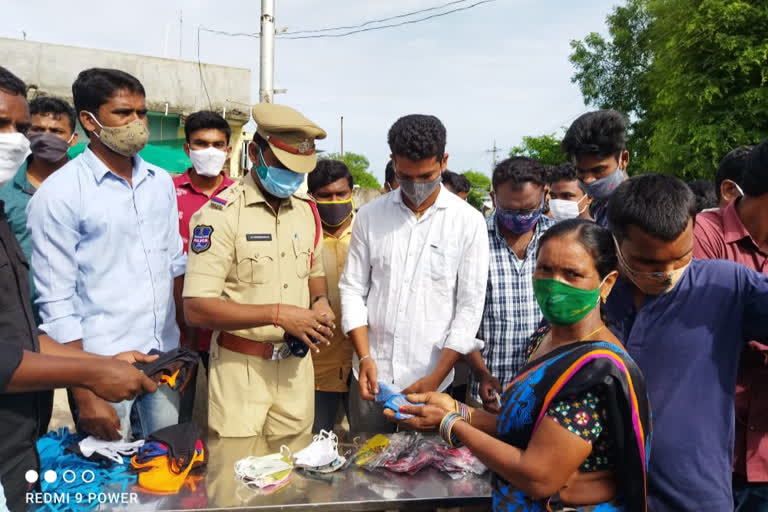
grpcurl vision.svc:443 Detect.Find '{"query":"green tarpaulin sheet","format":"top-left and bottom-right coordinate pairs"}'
top-left (67, 140), bottom-right (191, 174)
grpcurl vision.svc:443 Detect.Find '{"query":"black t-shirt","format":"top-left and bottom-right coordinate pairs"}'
top-left (0, 202), bottom-right (43, 511)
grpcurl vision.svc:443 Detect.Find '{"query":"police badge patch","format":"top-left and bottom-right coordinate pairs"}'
top-left (191, 225), bottom-right (214, 253)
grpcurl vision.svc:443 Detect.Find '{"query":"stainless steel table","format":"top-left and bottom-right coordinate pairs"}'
top-left (108, 434), bottom-right (492, 511)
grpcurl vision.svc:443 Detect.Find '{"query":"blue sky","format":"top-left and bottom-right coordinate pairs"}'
top-left (2, 0), bottom-right (617, 183)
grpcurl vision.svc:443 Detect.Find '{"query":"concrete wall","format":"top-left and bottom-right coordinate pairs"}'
top-left (0, 37), bottom-right (251, 122)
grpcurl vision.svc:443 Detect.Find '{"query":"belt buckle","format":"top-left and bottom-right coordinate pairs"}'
top-left (271, 343), bottom-right (291, 361)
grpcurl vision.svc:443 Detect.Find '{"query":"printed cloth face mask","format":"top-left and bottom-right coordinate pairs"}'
top-left (533, 272), bottom-right (616, 325)
top-left (496, 196), bottom-right (545, 234)
top-left (86, 112), bottom-right (149, 157)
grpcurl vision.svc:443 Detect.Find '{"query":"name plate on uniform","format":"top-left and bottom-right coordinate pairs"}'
top-left (246, 234), bottom-right (273, 242)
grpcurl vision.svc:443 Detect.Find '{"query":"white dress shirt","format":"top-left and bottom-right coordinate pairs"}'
top-left (339, 185), bottom-right (489, 391)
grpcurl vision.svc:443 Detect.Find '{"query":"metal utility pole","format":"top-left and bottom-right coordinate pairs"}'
top-left (486, 139), bottom-right (500, 168)
top-left (178, 10), bottom-right (183, 59)
top-left (259, 0), bottom-right (275, 103)
top-left (340, 116), bottom-right (344, 157)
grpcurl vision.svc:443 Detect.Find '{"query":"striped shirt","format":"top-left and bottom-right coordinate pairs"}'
top-left (470, 211), bottom-right (555, 401)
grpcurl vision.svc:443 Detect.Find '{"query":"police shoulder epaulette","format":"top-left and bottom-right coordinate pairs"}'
top-left (209, 182), bottom-right (242, 210)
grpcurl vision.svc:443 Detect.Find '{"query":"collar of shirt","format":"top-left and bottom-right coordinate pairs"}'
top-left (11, 157), bottom-right (36, 196)
top-left (323, 213), bottom-right (355, 241)
top-left (722, 198), bottom-right (760, 248)
top-left (82, 146), bottom-right (155, 185)
top-left (176, 168), bottom-right (234, 197)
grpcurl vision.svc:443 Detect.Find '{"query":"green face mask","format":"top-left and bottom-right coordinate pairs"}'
top-left (533, 278), bottom-right (602, 326)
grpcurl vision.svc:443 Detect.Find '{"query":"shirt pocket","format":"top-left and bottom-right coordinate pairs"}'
top-left (292, 235), bottom-right (312, 279)
top-left (235, 237), bottom-right (274, 285)
top-left (429, 244), bottom-right (456, 295)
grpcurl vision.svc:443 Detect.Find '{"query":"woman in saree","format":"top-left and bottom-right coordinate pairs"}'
top-left (386, 219), bottom-right (652, 511)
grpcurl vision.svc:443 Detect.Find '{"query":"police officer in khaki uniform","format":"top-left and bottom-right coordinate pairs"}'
top-left (183, 103), bottom-right (335, 438)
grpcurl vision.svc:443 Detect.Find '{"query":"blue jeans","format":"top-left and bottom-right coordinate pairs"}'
top-left (734, 473), bottom-right (768, 512)
top-left (112, 385), bottom-right (180, 441)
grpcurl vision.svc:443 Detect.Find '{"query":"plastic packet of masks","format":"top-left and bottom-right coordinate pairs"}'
top-left (356, 432), bottom-right (423, 472)
top-left (383, 437), bottom-right (437, 474)
top-left (234, 447), bottom-right (293, 491)
top-left (432, 444), bottom-right (487, 479)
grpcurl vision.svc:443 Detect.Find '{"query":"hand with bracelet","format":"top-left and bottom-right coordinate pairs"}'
top-left (382, 391), bottom-right (472, 434)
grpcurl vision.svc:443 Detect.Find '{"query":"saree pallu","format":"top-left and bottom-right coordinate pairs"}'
top-left (492, 340), bottom-right (652, 512)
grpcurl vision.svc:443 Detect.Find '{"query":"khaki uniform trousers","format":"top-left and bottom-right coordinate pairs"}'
top-left (208, 338), bottom-right (315, 438)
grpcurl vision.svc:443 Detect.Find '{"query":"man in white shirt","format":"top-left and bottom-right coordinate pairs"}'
top-left (339, 114), bottom-right (489, 433)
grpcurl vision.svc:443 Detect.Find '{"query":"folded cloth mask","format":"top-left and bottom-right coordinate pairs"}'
top-left (292, 430), bottom-right (344, 470)
top-left (131, 422), bottom-right (207, 494)
top-left (134, 348), bottom-right (200, 392)
top-left (79, 436), bottom-right (145, 464)
top-left (375, 381), bottom-right (424, 420)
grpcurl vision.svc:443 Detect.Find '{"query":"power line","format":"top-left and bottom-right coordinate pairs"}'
top-left (196, 26), bottom-right (213, 109)
top-left (197, 0), bottom-right (497, 42)
top-left (282, 0), bottom-right (472, 35)
top-left (280, 0), bottom-right (498, 40)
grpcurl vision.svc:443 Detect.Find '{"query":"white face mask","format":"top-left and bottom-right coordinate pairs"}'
top-left (293, 430), bottom-right (340, 469)
top-left (235, 448), bottom-right (293, 488)
top-left (0, 132), bottom-right (30, 185)
top-left (549, 195), bottom-right (588, 220)
top-left (189, 147), bottom-right (227, 178)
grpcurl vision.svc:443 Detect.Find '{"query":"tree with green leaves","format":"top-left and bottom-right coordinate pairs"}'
top-left (509, 134), bottom-right (565, 166)
top-left (321, 152), bottom-right (380, 189)
top-left (569, 0), bottom-right (768, 179)
top-left (463, 170), bottom-right (491, 211)
top-left (645, 0), bottom-right (768, 179)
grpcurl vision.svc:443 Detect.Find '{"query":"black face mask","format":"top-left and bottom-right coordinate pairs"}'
top-left (315, 198), bottom-right (354, 227)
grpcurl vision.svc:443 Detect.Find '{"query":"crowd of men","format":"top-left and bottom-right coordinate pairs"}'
top-left (1, 63), bottom-right (768, 512)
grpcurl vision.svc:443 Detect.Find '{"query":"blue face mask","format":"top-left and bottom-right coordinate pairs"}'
top-left (255, 147), bottom-right (305, 198)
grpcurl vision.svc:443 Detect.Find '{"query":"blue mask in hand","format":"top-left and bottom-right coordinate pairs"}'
top-left (580, 166), bottom-right (625, 201)
top-left (255, 147), bottom-right (305, 198)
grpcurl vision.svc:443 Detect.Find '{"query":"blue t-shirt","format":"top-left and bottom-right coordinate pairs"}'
top-left (604, 258), bottom-right (768, 512)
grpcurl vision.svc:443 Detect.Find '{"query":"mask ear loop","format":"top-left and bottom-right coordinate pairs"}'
top-left (597, 271), bottom-right (619, 304)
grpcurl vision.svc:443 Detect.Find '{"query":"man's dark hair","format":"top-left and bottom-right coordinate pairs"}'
top-left (185, 110), bottom-right (231, 144)
top-left (687, 179), bottom-right (718, 213)
top-left (72, 68), bottom-right (145, 137)
top-left (538, 219), bottom-right (617, 279)
top-left (547, 163), bottom-right (579, 185)
top-left (308, 159), bottom-right (353, 193)
top-left (741, 139), bottom-right (768, 197)
top-left (561, 110), bottom-right (628, 160)
top-left (715, 146), bottom-right (753, 201)
top-left (0, 66), bottom-right (26, 96)
top-left (608, 174), bottom-right (696, 241)
top-left (385, 160), bottom-right (396, 185)
top-left (441, 170), bottom-right (471, 194)
top-left (29, 97), bottom-right (76, 133)
top-left (492, 157), bottom-right (547, 190)
top-left (387, 114), bottom-right (446, 162)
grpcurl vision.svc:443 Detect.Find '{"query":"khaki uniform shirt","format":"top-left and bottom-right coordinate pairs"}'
top-left (183, 172), bottom-right (324, 342)
top-left (312, 217), bottom-right (354, 392)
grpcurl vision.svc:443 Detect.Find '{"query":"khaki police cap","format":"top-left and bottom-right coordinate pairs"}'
top-left (252, 103), bottom-right (327, 174)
